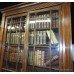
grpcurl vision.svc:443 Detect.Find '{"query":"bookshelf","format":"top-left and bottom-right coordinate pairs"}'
top-left (1, 16), bottom-right (26, 72)
top-left (26, 10), bottom-right (60, 72)
top-left (0, 3), bottom-right (73, 72)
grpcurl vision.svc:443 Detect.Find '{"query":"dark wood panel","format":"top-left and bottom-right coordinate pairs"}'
top-left (60, 3), bottom-right (73, 71)
top-left (1, 3), bottom-right (62, 17)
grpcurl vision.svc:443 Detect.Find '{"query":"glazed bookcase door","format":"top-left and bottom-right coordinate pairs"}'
top-left (27, 9), bottom-right (60, 72)
top-left (1, 16), bottom-right (26, 72)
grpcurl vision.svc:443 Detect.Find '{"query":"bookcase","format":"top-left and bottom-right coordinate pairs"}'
top-left (1, 16), bottom-right (26, 71)
top-left (26, 10), bottom-right (59, 72)
top-left (0, 3), bottom-right (73, 72)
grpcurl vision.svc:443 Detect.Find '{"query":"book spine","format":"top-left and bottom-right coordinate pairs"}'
top-left (34, 51), bottom-right (37, 65)
top-left (40, 31), bottom-right (42, 45)
top-left (51, 30), bottom-right (58, 44)
top-left (56, 18), bottom-right (59, 28)
top-left (39, 50), bottom-right (41, 66)
top-left (15, 33), bottom-right (18, 44)
top-left (30, 51), bottom-right (32, 64)
top-left (42, 31), bottom-right (46, 44)
top-left (31, 32), bottom-right (34, 45)
top-left (36, 31), bottom-right (39, 45)
top-left (41, 51), bottom-right (45, 66)
top-left (34, 32), bottom-right (36, 45)
top-left (12, 33), bottom-right (14, 44)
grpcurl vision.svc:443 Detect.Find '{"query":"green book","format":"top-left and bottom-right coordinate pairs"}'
top-left (50, 30), bottom-right (58, 44)
top-left (34, 51), bottom-right (37, 65)
top-left (40, 31), bottom-right (43, 45)
top-left (46, 30), bottom-right (54, 44)
top-left (36, 31), bottom-right (39, 45)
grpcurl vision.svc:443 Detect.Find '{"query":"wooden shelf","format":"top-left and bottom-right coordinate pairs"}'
top-left (29, 44), bottom-right (50, 47)
top-left (7, 21), bottom-right (26, 24)
top-left (5, 44), bottom-right (24, 47)
top-left (51, 67), bottom-right (59, 71)
top-left (29, 28), bottom-right (50, 31)
top-left (7, 30), bottom-right (25, 33)
top-left (2, 68), bottom-right (16, 72)
top-left (29, 44), bottom-right (58, 47)
top-left (28, 64), bottom-right (50, 69)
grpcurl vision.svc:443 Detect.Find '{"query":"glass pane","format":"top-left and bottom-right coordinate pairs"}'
top-left (2, 16), bottom-right (26, 72)
top-left (51, 10), bottom-right (59, 71)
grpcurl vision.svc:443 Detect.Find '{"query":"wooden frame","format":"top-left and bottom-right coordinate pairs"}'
top-left (0, 2), bottom-right (73, 72)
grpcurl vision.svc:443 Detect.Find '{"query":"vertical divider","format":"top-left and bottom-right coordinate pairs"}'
top-left (22, 13), bottom-right (29, 72)
top-left (49, 10), bottom-right (52, 71)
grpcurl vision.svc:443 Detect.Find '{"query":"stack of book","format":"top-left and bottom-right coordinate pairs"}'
top-left (29, 30), bottom-right (58, 45)
top-left (5, 51), bottom-right (23, 63)
top-left (28, 50), bottom-right (45, 66)
top-left (29, 31), bottom-right (47, 45)
top-left (29, 14), bottom-right (50, 29)
top-left (6, 32), bottom-right (25, 44)
top-left (52, 11), bottom-right (59, 28)
top-left (9, 52), bottom-right (19, 62)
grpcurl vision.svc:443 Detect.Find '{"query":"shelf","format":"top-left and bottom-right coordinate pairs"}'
top-left (7, 30), bottom-right (25, 33)
top-left (29, 28), bottom-right (50, 31)
top-left (51, 27), bottom-right (59, 29)
top-left (51, 67), bottom-right (59, 71)
top-left (27, 65), bottom-right (59, 71)
top-left (29, 44), bottom-right (50, 47)
top-left (29, 44), bottom-right (58, 47)
top-left (28, 64), bottom-right (50, 69)
top-left (29, 27), bottom-right (59, 31)
top-left (2, 68), bottom-right (16, 72)
top-left (7, 21), bottom-right (26, 25)
top-left (5, 44), bottom-right (24, 47)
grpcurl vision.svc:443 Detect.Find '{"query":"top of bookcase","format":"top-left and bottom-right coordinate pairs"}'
top-left (0, 2), bottom-right (62, 14)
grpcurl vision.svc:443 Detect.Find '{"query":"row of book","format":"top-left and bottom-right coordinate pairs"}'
top-left (29, 14), bottom-right (50, 29)
top-left (29, 11), bottom-right (59, 29)
top-left (6, 32), bottom-right (25, 44)
top-left (4, 52), bottom-right (23, 63)
top-left (28, 49), bottom-right (59, 66)
top-left (7, 16), bottom-right (26, 24)
top-left (28, 50), bottom-right (45, 66)
top-left (29, 30), bottom-right (58, 45)
top-left (29, 22), bottom-right (50, 29)
top-left (52, 11), bottom-right (59, 19)
top-left (29, 19), bottom-right (59, 29)
top-left (52, 11), bottom-right (59, 28)
top-left (52, 19), bottom-right (59, 28)
top-left (7, 24), bottom-right (25, 32)
top-left (30, 13), bottom-right (50, 20)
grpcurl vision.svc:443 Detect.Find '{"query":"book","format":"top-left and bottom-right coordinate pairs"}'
top-left (43, 31), bottom-right (46, 44)
top-left (38, 50), bottom-right (42, 66)
top-left (28, 50), bottom-right (45, 66)
top-left (13, 33), bottom-right (15, 44)
top-left (51, 30), bottom-right (58, 44)
top-left (31, 32), bottom-right (34, 45)
top-left (46, 30), bottom-right (53, 44)
top-left (40, 31), bottom-right (43, 45)
top-left (29, 50), bottom-right (34, 65)
top-left (21, 33), bottom-right (25, 44)
top-left (46, 30), bottom-right (58, 44)
top-left (41, 51), bottom-right (45, 66)
top-left (34, 51), bottom-right (37, 65)
top-left (55, 18), bottom-right (59, 28)
top-left (36, 31), bottom-right (39, 45)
